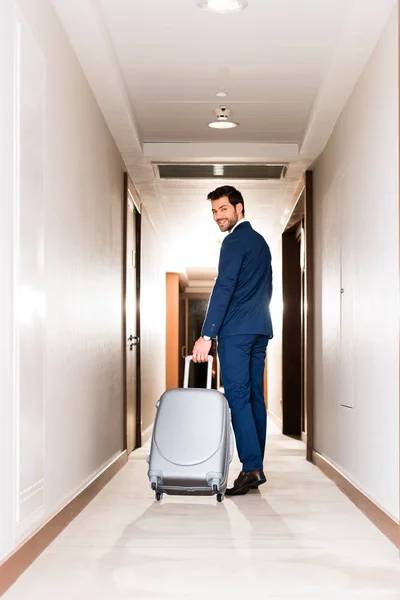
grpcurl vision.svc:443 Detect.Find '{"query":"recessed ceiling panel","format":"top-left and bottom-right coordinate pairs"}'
top-left (156, 164), bottom-right (287, 180)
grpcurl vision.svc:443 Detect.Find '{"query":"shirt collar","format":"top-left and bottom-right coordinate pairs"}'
top-left (229, 218), bottom-right (248, 234)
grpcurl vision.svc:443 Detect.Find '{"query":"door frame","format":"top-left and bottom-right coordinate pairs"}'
top-left (122, 173), bottom-right (142, 451)
top-left (282, 171), bottom-right (314, 460)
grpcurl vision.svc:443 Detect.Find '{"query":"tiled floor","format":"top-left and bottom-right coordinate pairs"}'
top-left (3, 421), bottom-right (400, 599)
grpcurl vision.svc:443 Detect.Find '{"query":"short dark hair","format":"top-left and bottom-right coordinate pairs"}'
top-left (207, 185), bottom-right (245, 217)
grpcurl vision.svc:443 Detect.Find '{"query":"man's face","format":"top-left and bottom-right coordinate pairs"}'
top-left (211, 197), bottom-right (243, 233)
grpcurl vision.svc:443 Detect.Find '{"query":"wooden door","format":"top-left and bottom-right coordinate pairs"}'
top-left (185, 296), bottom-right (217, 389)
top-left (166, 273), bottom-right (180, 390)
top-left (282, 223), bottom-right (302, 436)
top-left (123, 175), bottom-right (141, 452)
top-left (125, 199), bottom-right (138, 453)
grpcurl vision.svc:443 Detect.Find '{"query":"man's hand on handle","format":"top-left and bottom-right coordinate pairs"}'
top-left (192, 337), bottom-right (212, 363)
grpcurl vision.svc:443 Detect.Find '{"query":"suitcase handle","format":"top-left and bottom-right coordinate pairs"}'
top-left (184, 355), bottom-right (213, 390)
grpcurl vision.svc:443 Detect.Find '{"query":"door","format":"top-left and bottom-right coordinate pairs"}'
top-left (185, 296), bottom-right (217, 389)
top-left (166, 273), bottom-right (180, 390)
top-left (282, 222), bottom-right (302, 436)
top-left (124, 176), bottom-right (141, 453)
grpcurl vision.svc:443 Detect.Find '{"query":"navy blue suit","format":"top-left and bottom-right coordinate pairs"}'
top-left (202, 221), bottom-right (273, 472)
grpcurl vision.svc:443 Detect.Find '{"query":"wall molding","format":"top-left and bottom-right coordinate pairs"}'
top-left (0, 450), bottom-right (127, 596)
top-left (267, 409), bottom-right (282, 429)
top-left (312, 451), bottom-right (400, 548)
top-left (141, 423), bottom-right (153, 445)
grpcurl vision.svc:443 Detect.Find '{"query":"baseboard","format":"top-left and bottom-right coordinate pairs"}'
top-left (0, 450), bottom-right (127, 596)
top-left (141, 423), bottom-right (154, 444)
top-left (312, 451), bottom-right (400, 548)
top-left (267, 410), bottom-right (282, 429)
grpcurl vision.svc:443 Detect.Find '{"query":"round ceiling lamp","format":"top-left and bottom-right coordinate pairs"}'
top-left (208, 120), bottom-right (238, 129)
top-left (197, 0), bottom-right (248, 14)
top-left (208, 105), bottom-right (239, 129)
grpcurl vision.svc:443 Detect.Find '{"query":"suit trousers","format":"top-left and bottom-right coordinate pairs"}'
top-left (218, 334), bottom-right (269, 472)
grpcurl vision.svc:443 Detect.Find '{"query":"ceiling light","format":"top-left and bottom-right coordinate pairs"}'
top-left (208, 105), bottom-right (239, 129)
top-left (198, 0), bottom-right (248, 13)
top-left (216, 91), bottom-right (228, 97)
top-left (208, 121), bottom-right (238, 129)
top-left (213, 165), bottom-right (225, 176)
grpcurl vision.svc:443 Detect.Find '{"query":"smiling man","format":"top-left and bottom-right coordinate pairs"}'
top-left (192, 185), bottom-right (273, 496)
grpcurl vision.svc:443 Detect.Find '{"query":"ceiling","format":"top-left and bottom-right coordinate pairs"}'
top-left (99, 0), bottom-right (348, 144)
top-left (53, 0), bottom-right (396, 277)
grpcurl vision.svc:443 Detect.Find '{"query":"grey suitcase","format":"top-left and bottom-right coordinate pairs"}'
top-left (147, 355), bottom-right (233, 502)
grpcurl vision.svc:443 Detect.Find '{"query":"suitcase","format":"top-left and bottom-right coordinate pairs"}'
top-left (147, 355), bottom-right (233, 503)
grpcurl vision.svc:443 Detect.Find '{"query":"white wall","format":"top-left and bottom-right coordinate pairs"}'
top-left (0, 0), bottom-right (125, 559)
top-left (313, 8), bottom-right (399, 519)
top-left (140, 208), bottom-right (166, 435)
top-left (0, 0), bottom-right (17, 561)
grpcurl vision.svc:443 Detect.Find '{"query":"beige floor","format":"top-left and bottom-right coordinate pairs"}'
top-left (3, 421), bottom-right (400, 600)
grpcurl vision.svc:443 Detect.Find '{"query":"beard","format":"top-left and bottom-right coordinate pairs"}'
top-left (217, 213), bottom-right (239, 232)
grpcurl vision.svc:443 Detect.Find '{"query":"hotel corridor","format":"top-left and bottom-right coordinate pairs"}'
top-left (1, 0), bottom-right (400, 594)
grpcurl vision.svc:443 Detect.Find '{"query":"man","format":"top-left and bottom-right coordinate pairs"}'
top-left (192, 185), bottom-right (273, 496)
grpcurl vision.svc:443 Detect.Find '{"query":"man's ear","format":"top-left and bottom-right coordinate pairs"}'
top-left (236, 203), bottom-right (244, 216)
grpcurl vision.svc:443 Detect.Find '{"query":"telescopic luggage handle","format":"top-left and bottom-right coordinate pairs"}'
top-left (184, 355), bottom-right (213, 390)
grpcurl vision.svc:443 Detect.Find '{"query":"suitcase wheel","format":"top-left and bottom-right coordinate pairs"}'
top-left (155, 492), bottom-right (163, 502)
top-left (217, 493), bottom-right (224, 503)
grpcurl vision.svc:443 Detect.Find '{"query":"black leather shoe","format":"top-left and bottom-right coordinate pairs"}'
top-left (225, 470), bottom-right (266, 496)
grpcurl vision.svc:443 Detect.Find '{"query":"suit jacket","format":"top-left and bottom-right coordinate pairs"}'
top-left (201, 221), bottom-right (273, 339)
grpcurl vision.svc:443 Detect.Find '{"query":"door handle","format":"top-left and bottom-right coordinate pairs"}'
top-left (181, 345), bottom-right (186, 359)
top-left (128, 335), bottom-right (140, 351)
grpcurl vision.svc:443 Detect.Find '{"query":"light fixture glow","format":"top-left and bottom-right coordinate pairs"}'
top-left (213, 165), bottom-right (225, 176)
top-left (198, 0), bottom-right (248, 14)
top-left (216, 91), bottom-right (228, 97)
top-left (208, 120), bottom-right (238, 129)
